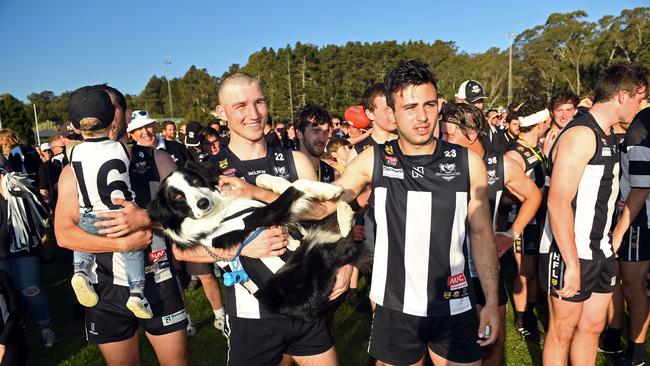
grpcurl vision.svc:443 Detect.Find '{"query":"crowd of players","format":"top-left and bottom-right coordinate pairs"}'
top-left (0, 59), bottom-right (648, 366)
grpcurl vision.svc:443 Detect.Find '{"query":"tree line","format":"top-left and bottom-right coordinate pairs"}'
top-left (1, 7), bottom-right (648, 144)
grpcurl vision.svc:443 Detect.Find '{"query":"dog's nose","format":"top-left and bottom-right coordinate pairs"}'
top-left (197, 198), bottom-right (210, 210)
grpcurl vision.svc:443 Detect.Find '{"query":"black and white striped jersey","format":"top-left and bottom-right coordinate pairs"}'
top-left (69, 138), bottom-right (134, 213)
top-left (468, 150), bottom-right (505, 278)
top-left (540, 112), bottom-right (620, 260)
top-left (208, 145), bottom-right (299, 319)
top-left (89, 145), bottom-right (174, 287)
top-left (620, 109), bottom-right (650, 228)
top-left (369, 139), bottom-right (473, 317)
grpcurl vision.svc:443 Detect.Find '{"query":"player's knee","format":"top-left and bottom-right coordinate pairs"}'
top-left (22, 285), bottom-right (41, 297)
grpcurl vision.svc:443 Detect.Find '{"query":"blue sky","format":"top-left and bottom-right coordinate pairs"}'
top-left (0, 0), bottom-right (645, 101)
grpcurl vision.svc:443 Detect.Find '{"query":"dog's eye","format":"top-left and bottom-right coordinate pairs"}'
top-left (190, 178), bottom-right (198, 185)
top-left (173, 194), bottom-right (183, 201)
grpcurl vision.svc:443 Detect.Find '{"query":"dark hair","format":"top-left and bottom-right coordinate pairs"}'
top-left (361, 83), bottom-right (387, 111)
top-left (440, 103), bottom-right (487, 144)
top-left (485, 109), bottom-right (498, 117)
top-left (293, 102), bottom-right (332, 133)
top-left (594, 62), bottom-right (649, 104)
top-left (549, 91), bottom-right (579, 111)
top-left (384, 60), bottom-right (438, 109)
top-left (201, 126), bottom-right (219, 139)
top-left (162, 120), bottom-right (175, 128)
top-left (326, 139), bottom-right (351, 161)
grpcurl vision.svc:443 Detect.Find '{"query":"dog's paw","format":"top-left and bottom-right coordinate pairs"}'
top-left (293, 180), bottom-right (343, 201)
top-left (256, 174), bottom-right (292, 194)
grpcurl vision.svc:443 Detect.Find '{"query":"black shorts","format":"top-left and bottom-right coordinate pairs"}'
top-left (84, 279), bottom-right (187, 344)
top-left (513, 225), bottom-right (540, 255)
top-left (539, 249), bottom-right (616, 302)
top-left (224, 315), bottom-right (333, 365)
top-left (368, 305), bottom-right (482, 365)
top-left (185, 261), bottom-right (215, 276)
top-left (618, 225), bottom-right (650, 262)
top-left (472, 276), bottom-right (508, 307)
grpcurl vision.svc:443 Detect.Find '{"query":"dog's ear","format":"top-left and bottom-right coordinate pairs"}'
top-left (147, 191), bottom-right (172, 227)
top-left (184, 160), bottom-right (220, 186)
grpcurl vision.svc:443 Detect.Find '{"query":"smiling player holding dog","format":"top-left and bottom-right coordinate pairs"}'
top-left (173, 72), bottom-right (353, 366)
top-left (311, 60), bottom-right (500, 366)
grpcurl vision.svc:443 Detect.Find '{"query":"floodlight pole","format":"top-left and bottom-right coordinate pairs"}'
top-left (164, 59), bottom-right (174, 118)
top-left (33, 104), bottom-right (41, 145)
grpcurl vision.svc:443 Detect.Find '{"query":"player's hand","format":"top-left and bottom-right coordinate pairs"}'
top-left (96, 199), bottom-right (151, 237)
top-left (329, 264), bottom-right (354, 301)
top-left (477, 303), bottom-right (499, 346)
top-left (0, 343), bottom-right (5, 364)
top-left (118, 229), bottom-right (152, 251)
top-left (240, 226), bottom-right (288, 259)
top-left (218, 175), bottom-right (263, 200)
top-left (494, 233), bottom-right (514, 257)
top-left (555, 263), bottom-right (580, 299)
top-left (611, 233), bottom-right (623, 255)
top-left (352, 224), bottom-right (365, 241)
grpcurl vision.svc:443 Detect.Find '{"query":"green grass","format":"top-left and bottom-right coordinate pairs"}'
top-left (25, 246), bottom-right (632, 365)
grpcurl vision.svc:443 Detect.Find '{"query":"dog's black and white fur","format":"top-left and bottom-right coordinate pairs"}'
top-left (148, 161), bottom-right (363, 320)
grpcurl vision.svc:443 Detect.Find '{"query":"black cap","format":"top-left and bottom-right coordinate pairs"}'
top-left (184, 121), bottom-right (203, 147)
top-left (69, 88), bottom-right (115, 130)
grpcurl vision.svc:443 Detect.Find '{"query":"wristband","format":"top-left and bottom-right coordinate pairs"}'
top-left (498, 228), bottom-right (520, 241)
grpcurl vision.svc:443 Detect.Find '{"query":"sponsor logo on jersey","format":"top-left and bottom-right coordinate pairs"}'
top-left (382, 166), bottom-right (404, 179)
top-left (436, 163), bottom-right (460, 182)
top-left (447, 273), bottom-right (468, 290)
top-left (273, 166), bottom-right (288, 177)
top-left (247, 169), bottom-right (266, 176)
top-left (149, 249), bottom-right (167, 262)
top-left (89, 322), bottom-right (98, 335)
top-left (133, 160), bottom-right (149, 175)
top-left (411, 166), bottom-right (424, 178)
top-left (527, 156), bottom-right (539, 164)
top-left (145, 260), bottom-right (171, 274)
top-left (487, 170), bottom-right (498, 185)
top-left (222, 168), bottom-right (237, 176)
top-left (384, 145), bottom-right (394, 155)
top-left (602, 147), bottom-right (611, 157)
top-left (219, 159), bottom-right (228, 169)
top-left (383, 155), bottom-right (398, 167)
top-left (162, 308), bottom-right (187, 326)
top-left (550, 251), bottom-right (562, 290)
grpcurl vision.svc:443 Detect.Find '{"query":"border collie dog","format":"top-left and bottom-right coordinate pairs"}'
top-left (148, 161), bottom-right (363, 320)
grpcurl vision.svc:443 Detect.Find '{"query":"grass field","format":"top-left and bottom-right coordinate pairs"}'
top-left (24, 246), bottom-right (629, 365)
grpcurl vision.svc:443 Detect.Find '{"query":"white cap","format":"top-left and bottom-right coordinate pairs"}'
top-left (127, 110), bottom-right (157, 132)
top-left (40, 143), bottom-right (51, 151)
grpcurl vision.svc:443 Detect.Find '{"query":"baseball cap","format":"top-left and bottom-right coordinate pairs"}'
top-left (40, 143), bottom-right (51, 151)
top-left (60, 121), bottom-right (82, 140)
top-left (344, 106), bottom-right (371, 129)
top-left (184, 121), bottom-right (203, 146)
top-left (69, 88), bottom-right (115, 130)
top-left (455, 80), bottom-right (486, 103)
top-left (127, 110), bottom-right (157, 132)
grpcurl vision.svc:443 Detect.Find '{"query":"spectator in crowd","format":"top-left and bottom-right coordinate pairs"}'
top-left (264, 114), bottom-right (279, 146)
top-left (200, 126), bottom-right (222, 158)
top-left (178, 123), bottom-right (187, 143)
top-left (543, 91), bottom-right (579, 155)
top-left (0, 269), bottom-right (29, 365)
top-left (130, 111), bottom-right (193, 168)
top-left (0, 129), bottom-right (42, 185)
top-left (208, 119), bottom-right (222, 134)
top-left (274, 121), bottom-right (297, 150)
top-left (161, 120), bottom-right (177, 141)
top-left (184, 121), bottom-right (207, 161)
top-left (38, 143), bottom-right (53, 162)
top-left (0, 168), bottom-right (55, 347)
top-left (324, 139), bottom-right (351, 176)
top-left (455, 79), bottom-right (487, 111)
top-left (38, 136), bottom-right (66, 215)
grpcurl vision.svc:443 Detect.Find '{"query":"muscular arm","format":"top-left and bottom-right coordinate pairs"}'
top-left (467, 150), bottom-right (499, 306)
top-left (503, 155), bottom-right (542, 235)
top-left (547, 126), bottom-right (594, 297)
top-left (54, 166), bottom-right (152, 252)
top-left (344, 147), bottom-right (358, 166)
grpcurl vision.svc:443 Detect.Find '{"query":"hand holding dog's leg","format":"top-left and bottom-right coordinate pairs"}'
top-left (329, 264), bottom-right (354, 301)
top-left (240, 226), bottom-right (289, 259)
top-left (219, 175), bottom-right (279, 203)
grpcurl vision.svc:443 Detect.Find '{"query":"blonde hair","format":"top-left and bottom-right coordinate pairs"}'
top-left (0, 129), bottom-right (23, 157)
top-left (81, 124), bottom-right (112, 139)
top-left (79, 117), bottom-right (104, 132)
top-left (218, 72), bottom-right (261, 103)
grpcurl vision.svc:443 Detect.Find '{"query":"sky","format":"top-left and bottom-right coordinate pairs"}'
top-left (0, 0), bottom-right (646, 101)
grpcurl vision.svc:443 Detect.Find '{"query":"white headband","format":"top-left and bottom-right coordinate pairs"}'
top-left (519, 108), bottom-right (550, 127)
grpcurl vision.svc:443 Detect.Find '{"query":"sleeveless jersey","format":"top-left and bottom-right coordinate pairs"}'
top-left (319, 160), bottom-right (336, 183)
top-left (353, 135), bottom-right (377, 154)
top-left (89, 145), bottom-right (174, 286)
top-left (468, 150), bottom-right (505, 278)
top-left (209, 144), bottom-right (299, 319)
top-left (369, 139), bottom-right (473, 317)
top-left (70, 138), bottom-right (134, 213)
top-left (620, 109), bottom-right (650, 228)
top-left (539, 112), bottom-right (620, 260)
